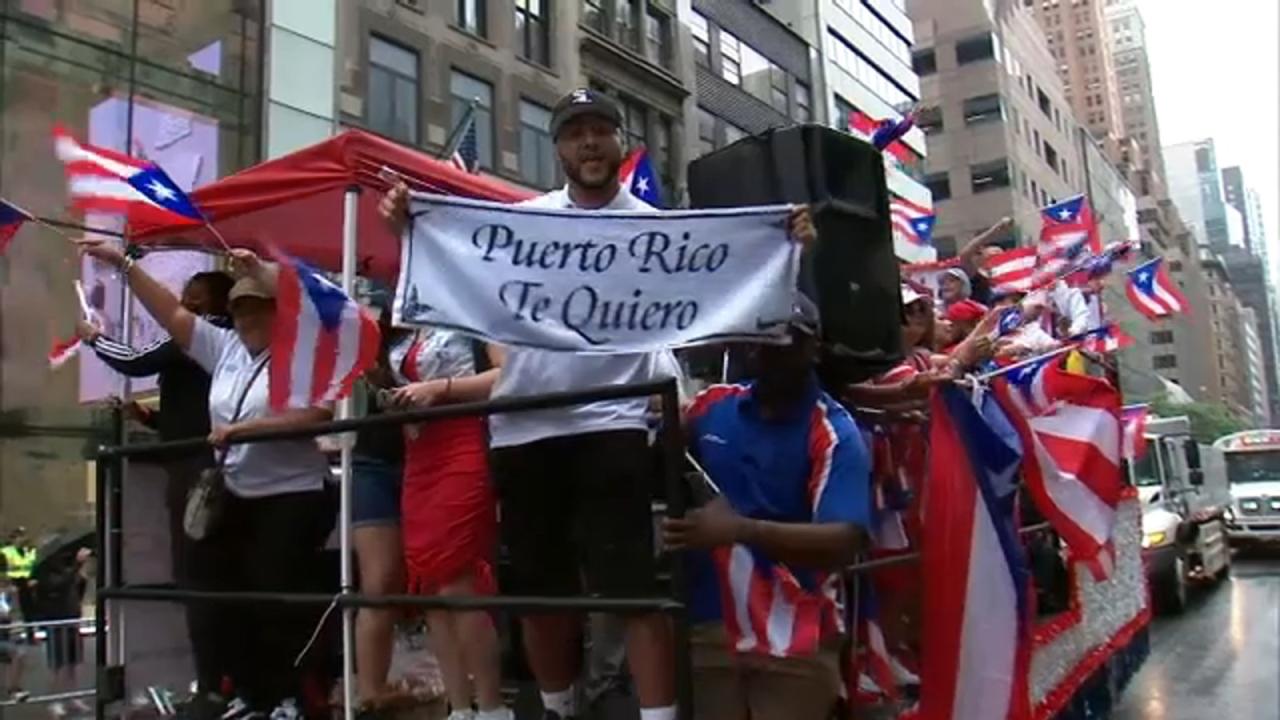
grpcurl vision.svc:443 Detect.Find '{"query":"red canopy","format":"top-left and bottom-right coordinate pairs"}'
top-left (130, 129), bottom-right (535, 282)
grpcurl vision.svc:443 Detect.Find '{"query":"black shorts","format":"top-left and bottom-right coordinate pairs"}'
top-left (492, 429), bottom-right (658, 600)
top-left (46, 626), bottom-right (82, 669)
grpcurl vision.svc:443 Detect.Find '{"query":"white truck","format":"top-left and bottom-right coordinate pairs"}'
top-left (1130, 416), bottom-right (1231, 613)
top-left (1214, 429), bottom-right (1280, 547)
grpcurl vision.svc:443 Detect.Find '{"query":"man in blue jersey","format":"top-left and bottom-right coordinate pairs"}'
top-left (664, 296), bottom-right (871, 720)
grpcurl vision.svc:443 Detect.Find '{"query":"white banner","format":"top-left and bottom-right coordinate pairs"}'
top-left (394, 194), bottom-right (800, 353)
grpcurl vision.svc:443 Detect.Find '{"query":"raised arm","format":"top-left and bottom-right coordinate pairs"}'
top-left (958, 216), bottom-right (1014, 273)
top-left (78, 319), bottom-right (180, 378)
top-left (78, 240), bottom-right (196, 350)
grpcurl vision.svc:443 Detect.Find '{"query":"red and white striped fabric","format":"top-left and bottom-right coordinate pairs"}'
top-left (983, 247), bottom-right (1042, 295)
top-left (1121, 404), bottom-right (1150, 462)
top-left (269, 257), bottom-right (380, 411)
top-left (48, 336), bottom-right (81, 369)
top-left (890, 196), bottom-right (936, 247)
top-left (993, 356), bottom-right (1125, 574)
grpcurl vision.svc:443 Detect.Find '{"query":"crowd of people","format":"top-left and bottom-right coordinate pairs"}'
top-left (68, 87), bottom-right (1106, 720)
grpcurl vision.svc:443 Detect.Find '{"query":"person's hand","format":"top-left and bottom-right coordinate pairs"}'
top-left (208, 424), bottom-right (240, 449)
top-left (75, 239), bottom-right (127, 268)
top-left (227, 248), bottom-right (262, 277)
top-left (75, 548), bottom-right (92, 565)
top-left (902, 369), bottom-right (947, 396)
top-left (662, 497), bottom-right (748, 551)
top-left (75, 319), bottom-right (102, 343)
top-left (379, 182), bottom-right (410, 236)
top-left (787, 205), bottom-right (817, 248)
top-left (993, 216), bottom-right (1014, 234)
top-left (391, 379), bottom-right (449, 408)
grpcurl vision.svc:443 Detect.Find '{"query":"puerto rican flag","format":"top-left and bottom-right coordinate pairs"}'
top-left (48, 336), bottom-right (81, 369)
top-left (1122, 404), bottom-right (1150, 462)
top-left (984, 246), bottom-right (1041, 296)
top-left (619, 147), bottom-right (664, 208)
top-left (852, 580), bottom-right (900, 704)
top-left (53, 126), bottom-right (204, 228)
top-left (0, 200), bottom-right (32, 255)
top-left (891, 197), bottom-right (936, 247)
top-left (920, 386), bottom-right (1032, 720)
top-left (1072, 323), bottom-right (1134, 354)
top-left (1126, 257), bottom-right (1188, 320)
top-left (848, 109), bottom-right (918, 167)
top-left (269, 257), bottom-right (381, 412)
top-left (1039, 195), bottom-right (1101, 259)
top-left (992, 355), bottom-right (1125, 578)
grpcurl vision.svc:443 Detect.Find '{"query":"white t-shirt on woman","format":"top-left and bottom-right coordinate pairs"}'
top-left (187, 318), bottom-right (330, 498)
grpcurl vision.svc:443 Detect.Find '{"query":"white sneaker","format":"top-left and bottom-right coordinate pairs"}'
top-left (221, 697), bottom-right (254, 720)
top-left (475, 708), bottom-right (514, 720)
top-left (890, 654), bottom-right (921, 686)
top-left (49, 702), bottom-right (68, 719)
top-left (445, 710), bottom-right (476, 720)
top-left (269, 699), bottom-right (300, 720)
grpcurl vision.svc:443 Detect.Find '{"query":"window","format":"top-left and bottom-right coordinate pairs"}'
top-left (912, 48), bottom-right (937, 75)
top-left (925, 172), bottom-right (951, 201)
top-left (1168, 260), bottom-right (1183, 272)
top-left (515, 0), bottom-right (550, 66)
top-left (1153, 355), bottom-right (1178, 370)
top-left (582, 0), bottom-right (604, 32)
top-left (450, 70), bottom-right (494, 169)
top-left (769, 66), bottom-right (789, 113)
top-left (724, 123), bottom-right (747, 145)
top-left (652, 116), bottom-right (673, 202)
top-left (457, 0), bottom-right (487, 37)
top-left (970, 159), bottom-right (1011, 192)
top-left (689, 11), bottom-right (710, 68)
top-left (826, 30), bottom-right (918, 108)
top-left (834, 95), bottom-right (855, 131)
top-left (962, 94), bottom-right (1002, 125)
top-left (1150, 330), bottom-right (1175, 344)
top-left (916, 105), bottom-right (943, 134)
top-left (1044, 141), bottom-right (1059, 171)
top-left (720, 31), bottom-right (742, 85)
top-left (697, 107), bottom-right (716, 156)
top-left (620, 95), bottom-right (647, 153)
top-left (1038, 88), bottom-right (1052, 117)
top-left (519, 100), bottom-right (556, 188)
top-left (1195, 146), bottom-right (1214, 173)
top-left (794, 81), bottom-right (811, 122)
top-left (645, 7), bottom-right (671, 68)
top-left (368, 36), bottom-right (419, 144)
top-left (955, 33), bottom-right (995, 64)
top-left (618, 0), bottom-right (640, 52)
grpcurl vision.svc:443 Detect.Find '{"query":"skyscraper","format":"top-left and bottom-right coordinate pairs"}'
top-left (1103, 0), bottom-right (1166, 191)
top-left (1027, 0), bottom-right (1124, 143)
top-left (1164, 139), bottom-right (1231, 249)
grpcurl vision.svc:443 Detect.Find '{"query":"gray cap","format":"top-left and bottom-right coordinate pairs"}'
top-left (790, 294), bottom-right (822, 337)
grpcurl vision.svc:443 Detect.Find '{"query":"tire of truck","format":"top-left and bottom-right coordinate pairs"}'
top-left (1153, 552), bottom-right (1188, 615)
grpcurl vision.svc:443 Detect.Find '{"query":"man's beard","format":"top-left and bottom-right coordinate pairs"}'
top-left (564, 155), bottom-right (620, 190)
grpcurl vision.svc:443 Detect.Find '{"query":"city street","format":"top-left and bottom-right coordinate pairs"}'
top-left (1114, 553), bottom-right (1280, 720)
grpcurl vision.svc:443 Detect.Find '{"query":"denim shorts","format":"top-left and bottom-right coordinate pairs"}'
top-left (351, 457), bottom-right (402, 528)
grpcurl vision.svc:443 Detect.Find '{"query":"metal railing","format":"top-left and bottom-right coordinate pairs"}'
top-left (93, 380), bottom-right (691, 720)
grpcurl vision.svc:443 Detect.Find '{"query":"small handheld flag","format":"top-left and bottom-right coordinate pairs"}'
top-left (1122, 405), bottom-right (1150, 461)
top-left (1039, 195), bottom-right (1101, 257)
top-left (1125, 257), bottom-right (1188, 320)
top-left (53, 126), bottom-right (205, 229)
top-left (1072, 323), bottom-right (1134, 354)
top-left (890, 197), bottom-right (936, 247)
top-left (0, 200), bottom-right (32, 255)
top-left (618, 147), bottom-right (664, 207)
top-left (48, 336), bottom-right (81, 369)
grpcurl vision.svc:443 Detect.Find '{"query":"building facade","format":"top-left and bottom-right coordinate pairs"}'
top-left (1103, 0), bottom-right (1165, 191)
top-left (1027, 0), bottom-right (1124, 144)
top-left (0, 0), bottom-right (265, 533)
top-left (906, 0), bottom-right (1088, 254)
top-left (1163, 138), bottom-right (1231, 249)
top-left (1239, 306), bottom-right (1270, 427)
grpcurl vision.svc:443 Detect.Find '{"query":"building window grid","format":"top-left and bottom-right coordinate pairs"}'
top-left (515, 0), bottom-right (551, 66)
top-left (833, 0), bottom-right (912, 64)
top-left (971, 159), bottom-right (1011, 193)
top-left (457, 0), bottom-right (487, 37)
top-left (720, 32), bottom-right (742, 85)
top-left (367, 36), bottom-right (420, 145)
top-left (518, 99), bottom-right (557, 189)
top-left (582, 0), bottom-right (605, 33)
top-left (617, 0), bottom-right (641, 53)
top-left (826, 30), bottom-right (917, 109)
top-left (644, 7), bottom-right (671, 68)
top-left (689, 11), bottom-right (710, 68)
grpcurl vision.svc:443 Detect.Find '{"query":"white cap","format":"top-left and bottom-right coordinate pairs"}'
top-left (901, 284), bottom-right (925, 307)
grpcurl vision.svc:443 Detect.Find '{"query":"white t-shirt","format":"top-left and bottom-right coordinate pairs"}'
top-left (488, 186), bottom-right (675, 448)
top-left (187, 318), bottom-right (331, 498)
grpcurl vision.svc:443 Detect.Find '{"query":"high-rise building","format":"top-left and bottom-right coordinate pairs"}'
top-left (1222, 166), bottom-right (1269, 263)
top-left (1103, 0), bottom-right (1165, 191)
top-left (1202, 251), bottom-right (1253, 419)
top-left (764, 0), bottom-right (933, 262)
top-left (1164, 139), bottom-right (1231, 249)
top-left (1027, 0), bottom-right (1124, 143)
top-left (905, 0), bottom-right (1085, 255)
top-left (1240, 306), bottom-right (1271, 427)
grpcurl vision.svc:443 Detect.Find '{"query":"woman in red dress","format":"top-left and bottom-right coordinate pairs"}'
top-left (389, 330), bottom-right (509, 720)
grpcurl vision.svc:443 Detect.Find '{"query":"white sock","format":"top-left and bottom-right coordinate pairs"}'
top-left (639, 706), bottom-right (678, 720)
top-left (475, 708), bottom-right (512, 720)
top-left (540, 688), bottom-right (576, 717)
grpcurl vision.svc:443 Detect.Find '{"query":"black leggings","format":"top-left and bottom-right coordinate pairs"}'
top-left (187, 487), bottom-right (336, 710)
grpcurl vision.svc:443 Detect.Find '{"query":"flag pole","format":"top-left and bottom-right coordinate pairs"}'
top-left (970, 345), bottom-right (1077, 383)
top-left (203, 221), bottom-right (234, 253)
top-left (338, 185), bottom-right (360, 720)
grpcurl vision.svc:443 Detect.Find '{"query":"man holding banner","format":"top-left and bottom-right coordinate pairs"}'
top-left (381, 88), bottom-right (814, 720)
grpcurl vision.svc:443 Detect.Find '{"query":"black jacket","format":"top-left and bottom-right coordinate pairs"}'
top-left (89, 317), bottom-right (230, 450)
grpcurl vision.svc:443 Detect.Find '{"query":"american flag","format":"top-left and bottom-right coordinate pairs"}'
top-left (992, 354), bottom-right (1125, 579)
top-left (1126, 257), bottom-right (1188, 320)
top-left (890, 197), bottom-right (936, 247)
top-left (269, 257), bottom-right (381, 412)
top-left (445, 102), bottom-right (481, 174)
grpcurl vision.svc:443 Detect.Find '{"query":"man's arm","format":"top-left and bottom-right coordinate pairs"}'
top-left (958, 217), bottom-right (1014, 272)
top-left (663, 498), bottom-right (863, 569)
top-left (84, 329), bottom-right (181, 378)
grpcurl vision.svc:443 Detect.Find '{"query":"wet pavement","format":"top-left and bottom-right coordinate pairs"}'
top-left (1113, 552), bottom-right (1280, 720)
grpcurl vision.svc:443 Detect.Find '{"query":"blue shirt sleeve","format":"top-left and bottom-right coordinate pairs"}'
top-left (809, 397), bottom-right (872, 529)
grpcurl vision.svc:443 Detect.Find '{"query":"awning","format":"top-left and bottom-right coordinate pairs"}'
top-left (130, 129), bottom-right (536, 282)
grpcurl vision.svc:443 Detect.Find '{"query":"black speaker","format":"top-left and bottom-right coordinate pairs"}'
top-left (687, 125), bottom-right (903, 384)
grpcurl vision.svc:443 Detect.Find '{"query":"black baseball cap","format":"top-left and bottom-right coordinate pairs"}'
top-left (789, 295), bottom-right (822, 337)
top-left (550, 88), bottom-right (622, 139)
